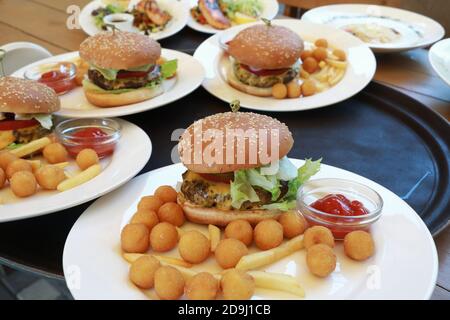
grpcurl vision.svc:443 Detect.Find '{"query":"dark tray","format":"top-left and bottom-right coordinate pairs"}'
top-left (0, 81), bottom-right (448, 280)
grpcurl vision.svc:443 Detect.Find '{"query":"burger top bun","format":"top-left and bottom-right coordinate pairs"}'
top-left (79, 30), bottom-right (161, 70)
top-left (0, 77), bottom-right (60, 114)
top-left (178, 111), bottom-right (294, 174)
top-left (228, 24), bottom-right (304, 70)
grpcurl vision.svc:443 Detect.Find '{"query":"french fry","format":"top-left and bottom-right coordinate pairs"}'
top-left (328, 69), bottom-right (345, 86)
top-left (313, 66), bottom-right (330, 82)
top-left (326, 59), bottom-right (348, 69)
top-left (56, 164), bottom-right (101, 192)
top-left (248, 271), bottom-right (305, 298)
top-left (300, 68), bottom-right (310, 79)
top-left (318, 60), bottom-right (327, 69)
top-left (10, 137), bottom-right (51, 158)
top-left (27, 160), bottom-right (41, 171)
top-left (208, 224), bottom-right (221, 252)
top-left (236, 235), bottom-right (303, 271)
top-left (122, 253), bottom-right (193, 268)
top-left (53, 162), bottom-right (70, 169)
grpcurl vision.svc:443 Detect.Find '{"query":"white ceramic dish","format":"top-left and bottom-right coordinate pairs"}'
top-left (429, 38), bottom-right (450, 87)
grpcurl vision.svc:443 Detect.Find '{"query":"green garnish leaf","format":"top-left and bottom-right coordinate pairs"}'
top-left (161, 59), bottom-right (178, 79)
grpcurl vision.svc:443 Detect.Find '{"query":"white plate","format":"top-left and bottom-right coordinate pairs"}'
top-left (302, 4), bottom-right (445, 53)
top-left (79, 0), bottom-right (189, 41)
top-left (187, 0), bottom-right (279, 34)
top-left (429, 38), bottom-right (450, 87)
top-left (12, 49), bottom-right (205, 118)
top-left (63, 160), bottom-right (438, 300)
top-left (0, 119), bottom-right (151, 222)
top-left (194, 19), bottom-right (376, 112)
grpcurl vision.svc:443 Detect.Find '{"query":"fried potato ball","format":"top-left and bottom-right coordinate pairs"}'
top-left (313, 47), bottom-right (328, 61)
top-left (287, 80), bottom-right (302, 98)
top-left (306, 244), bottom-right (336, 278)
top-left (300, 50), bottom-right (313, 61)
top-left (35, 165), bottom-right (66, 190)
top-left (224, 219), bottom-right (253, 246)
top-left (150, 222), bottom-right (178, 252)
top-left (43, 143), bottom-right (68, 164)
top-left (179, 231), bottom-right (210, 264)
top-left (272, 83), bottom-right (288, 99)
top-left (157, 202), bottom-right (185, 227)
top-left (154, 266), bottom-right (185, 300)
top-left (333, 49), bottom-right (347, 61)
top-left (10, 171), bottom-right (37, 197)
top-left (254, 219), bottom-right (284, 250)
top-left (215, 238), bottom-right (248, 269)
top-left (121, 223), bottom-right (150, 253)
top-left (185, 272), bottom-right (218, 300)
top-left (301, 79), bottom-right (317, 97)
top-left (344, 231), bottom-right (375, 261)
top-left (302, 57), bottom-right (319, 74)
top-left (315, 38), bottom-right (329, 48)
top-left (131, 209), bottom-right (159, 231)
top-left (221, 269), bottom-right (255, 300)
top-left (76, 148), bottom-right (99, 170)
top-left (0, 168), bottom-right (5, 188)
top-left (154, 185), bottom-right (178, 203)
top-left (6, 159), bottom-right (32, 179)
top-left (279, 212), bottom-right (307, 238)
top-left (0, 151), bottom-right (18, 170)
top-left (303, 226), bottom-right (335, 249)
top-left (138, 195), bottom-right (163, 213)
top-left (129, 255), bottom-right (161, 289)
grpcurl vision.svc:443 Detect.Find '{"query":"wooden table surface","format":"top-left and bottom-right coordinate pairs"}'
top-left (0, 0), bottom-right (449, 300)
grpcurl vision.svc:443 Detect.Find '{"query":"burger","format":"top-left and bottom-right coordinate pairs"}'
top-left (226, 23), bottom-right (304, 97)
top-left (177, 111), bottom-right (321, 226)
top-left (79, 30), bottom-right (177, 107)
top-left (0, 77), bottom-right (60, 150)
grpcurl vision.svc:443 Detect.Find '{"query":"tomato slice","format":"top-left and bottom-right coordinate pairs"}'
top-left (240, 64), bottom-right (289, 77)
top-left (0, 119), bottom-right (38, 131)
top-left (116, 68), bottom-right (152, 79)
top-left (198, 173), bottom-right (234, 184)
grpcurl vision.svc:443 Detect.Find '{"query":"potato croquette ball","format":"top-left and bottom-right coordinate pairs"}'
top-left (279, 212), bottom-right (307, 238)
top-left (154, 185), bottom-right (178, 203)
top-left (301, 79), bottom-right (317, 97)
top-left (303, 226), bottom-right (335, 249)
top-left (254, 220), bottom-right (283, 250)
top-left (6, 159), bottom-right (32, 179)
top-left (0, 151), bottom-right (18, 170)
top-left (344, 231), bottom-right (375, 261)
top-left (300, 50), bottom-right (313, 61)
top-left (272, 83), bottom-right (288, 99)
top-left (302, 57), bottom-right (318, 74)
top-left (225, 219), bottom-right (253, 246)
top-left (43, 143), bottom-right (68, 164)
top-left (121, 223), bottom-right (150, 253)
top-left (138, 195), bottom-right (163, 213)
top-left (179, 231), bottom-right (210, 264)
top-left (157, 202), bottom-right (185, 227)
top-left (306, 244), bottom-right (336, 278)
top-left (154, 266), bottom-right (185, 300)
top-left (35, 165), bottom-right (66, 190)
top-left (0, 168), bottom-right (5, 188)
top-left (315, 38), bottom-right (328, 48)
top-left (185, 272), bottom-right (218, 300)
top-left (131, 210), bottom-right (159, 231)
top-left (313, 47), bottom-right (328, 61)
top-left (10, 171), bottom-right (37, 197)
top-left (149, 222), bottom-right (178, 252)
top-left (129, 255), bottom-right (161, 289)
top-left (76, 148), bottom-right (99, 170)
top-left (215, 239), bottom-right (248, 269)
top-left (221, 270), bottom-right (255, 300)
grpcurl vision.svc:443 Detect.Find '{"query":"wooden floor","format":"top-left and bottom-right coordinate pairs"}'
top-left (0, 0), bottom-right (449, 300)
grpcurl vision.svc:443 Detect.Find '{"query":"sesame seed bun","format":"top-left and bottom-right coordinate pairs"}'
top-left (226, 64), bottom-right (273, 97)
top-left (228, 24), bottom-right (304, 70)
top-left (79, 31), bottom-right (161, 70)
top-left (0, 77), bottom-right (60, 114)
top-left (178, 111), bottom-right (294, 174)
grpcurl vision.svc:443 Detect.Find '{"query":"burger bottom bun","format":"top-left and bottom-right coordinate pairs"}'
top-left (178, 195), bottom-right (281, 227)
top-left (226, 65), bottom-right (273, 97)
top-left (84, 85), bottom-right (164, 108)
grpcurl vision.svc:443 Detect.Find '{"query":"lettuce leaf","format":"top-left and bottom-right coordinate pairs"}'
top-left (284, 158), bottom-right (322, 201)
top-left (262, 200), bottom-right (296, 211)
top-left (15, 113), bottom-right (53, 130)
top-left (276, 157), bottom-right (298, 181)
top-left (161, 59), bottom-right (177, 79)
top-left (230, 170), bottom-right (260, 209)
top-left (89, 63), bottom-right (154, 81)
top-left (246, 169), bottom-right (280, 201)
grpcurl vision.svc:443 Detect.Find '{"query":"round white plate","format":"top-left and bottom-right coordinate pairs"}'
top-left (79, 0), bottom-right (189, 41)
top-left (63, 160), bottom-right (438, 300)
top-left (12, 49), bottom-right (205, 118)
top-left (429, 38), bottom-right (450, 87)
top-left (187, 0), bottom-right (278, 34)
top-left (194, 19), bottom-right (376, 112)
top-left (0, 119), bottom-right (151, 222)
top-left (302, 4), bottom-right (445, 53)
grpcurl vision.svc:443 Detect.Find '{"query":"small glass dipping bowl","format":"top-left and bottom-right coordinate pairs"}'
top-left (55, 118), bottom-right (121, 159)
top-left (297, 178), bottom-right (383, 240)
top-left (24, 62), bottom-right (76, 95)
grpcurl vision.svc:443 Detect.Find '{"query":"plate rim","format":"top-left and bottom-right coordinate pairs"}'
top-left (429, 38), bottom-right (450, 87)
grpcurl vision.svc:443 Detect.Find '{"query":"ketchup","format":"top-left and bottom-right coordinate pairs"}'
top-left (311, 194), bottom-right (369, 216)
top-left (38, 70), bottom-right (75, 94)
top-left (64, 128), bottom-right (116, 158)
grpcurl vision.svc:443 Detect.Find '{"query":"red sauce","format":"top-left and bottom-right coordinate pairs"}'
top-left (38, 70), bottom-right (75, 94)
top-left (311, 194), bottom-right (369, 216)
top-left (240, 64), bottom-right (289, 77)
top-left (65, 128), bottom-right (116, 158)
